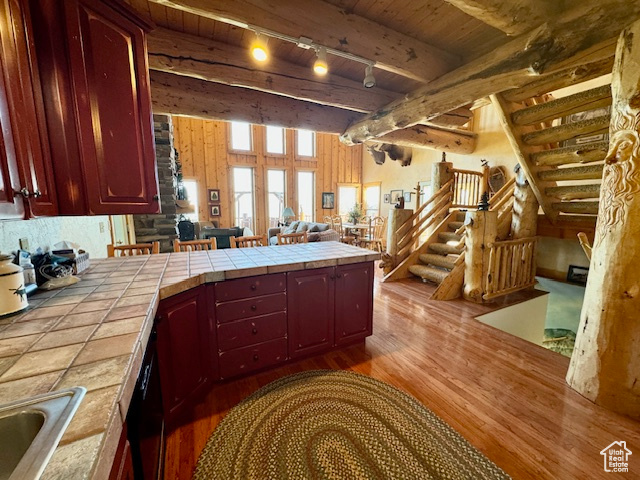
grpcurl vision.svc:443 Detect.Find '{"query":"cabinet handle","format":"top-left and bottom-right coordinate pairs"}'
top-left (15, 187), bottom-right (31, 198)
top-left (152, 194), bottom-right (159, 201)
top-left (330, 275), bottom-right (335, 280)
top-left (250, 285), bottom-right (257, 291)
top-left (32, 190), bottom-right (42, 198)
top-left (252, 327), bottom-right (258, 334)
top-left (253, 354), bottom-right (259, 361)
top-left (336, 273), bottom-right (342, 278)
top-left (251, 305), bottom-right (257, 311)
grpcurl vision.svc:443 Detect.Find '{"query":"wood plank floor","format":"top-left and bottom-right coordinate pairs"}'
top-left (163, 274), bottom-right (640, 479)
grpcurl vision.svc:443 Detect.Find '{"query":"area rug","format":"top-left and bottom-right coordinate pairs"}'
top-left (193, 370), bottom-right (510, 479)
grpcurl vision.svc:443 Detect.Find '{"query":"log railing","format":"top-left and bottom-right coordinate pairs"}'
top-left (484, 236), bottom-right (538, 300)
top-left (452, 168), bottom-right (487, 208)
top-left (395, 179), bottom-right (453, 259)
top-left (489, 177), bottom-right (516, 212)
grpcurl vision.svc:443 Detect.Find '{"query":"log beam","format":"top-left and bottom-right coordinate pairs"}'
top-left (340, 1), bottom-right (635, 145)
top-left (374, 125), bottom-right (477, 155)
top-left (148, 0), bottom-right (459, 83)
top-left (444, 0), bottom-right (560, 36)
top-left (567, 17), bottom-right (640, 420)
top-left (147, 27), bottom-right (398, 113)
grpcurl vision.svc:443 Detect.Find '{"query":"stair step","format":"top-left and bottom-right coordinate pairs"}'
top-left (419, 253), bottom-right (456, 270)
top-left (531, 141), bottom-right (608, 166)
top-left (428, 242), bottom-right (463, 255)
top-left (448, 221), bottom-right (464, 231)
top-left (538, 164), bottom-right (604, 181)
top-left (512, 85), bottom-right (611, 126)
top-left (521, 115), bottom-right (610, 146)
top-left (552, 201), bottom-right (599, 214)
top-left (438, 231), bottom-right (462, 243)
top-left (546, 184), bottom-right (601, 200)
top-left (408, 265), bottom-right (449, 284)
top-left (455, 211), bottom-right (466, 222)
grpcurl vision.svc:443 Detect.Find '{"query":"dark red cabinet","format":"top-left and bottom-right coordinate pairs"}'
top-left (287, 267), bottom-right (335, 358)
top-left (155, 285), bottom-right (217, 424)
top-left (335, 262), bottom-right (374, 346)
top-left (25, 0), bottom-right (159, 216)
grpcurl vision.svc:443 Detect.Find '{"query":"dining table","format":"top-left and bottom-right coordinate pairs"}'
top-left (343, 222), bottom-right (371, 245)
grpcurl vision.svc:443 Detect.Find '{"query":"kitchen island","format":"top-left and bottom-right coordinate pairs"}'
top-left (0, 242), bottom-right (379, 479)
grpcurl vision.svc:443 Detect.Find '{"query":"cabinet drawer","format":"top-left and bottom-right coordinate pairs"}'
top-left (216, 293), bottom-right (286, 323)
top-left (218, 337), bottom-right (287, 379)
top-left (217, 312), bottom-right (287, 352)
top-left (215, 273), bottom-right (286, 302)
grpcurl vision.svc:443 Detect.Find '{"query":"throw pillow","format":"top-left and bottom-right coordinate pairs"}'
top-left (307, 224), bottom-right (320, 233)
top-left (284, 221), bottom-right (299, 234)
top-left (296, 222), bottom-right (309, 233)
top-left (307, 232), bottom-right (321, 242)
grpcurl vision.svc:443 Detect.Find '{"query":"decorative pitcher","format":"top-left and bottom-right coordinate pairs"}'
top-left (0, 255), bottom-right (28, 317)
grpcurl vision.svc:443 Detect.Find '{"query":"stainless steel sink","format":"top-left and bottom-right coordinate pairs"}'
top-left (0, 387), bottom-right (86, 480)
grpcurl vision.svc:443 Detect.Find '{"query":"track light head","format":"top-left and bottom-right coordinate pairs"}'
top-left (251, 32), bottom-right (269, 62)
top-left (313, 47), bottom-right (328, 75)
top-left (363, 64), bottom-right (376, 88)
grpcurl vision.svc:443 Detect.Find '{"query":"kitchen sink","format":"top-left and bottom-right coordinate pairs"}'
top-left (0, 387), bottom-right (86, 480)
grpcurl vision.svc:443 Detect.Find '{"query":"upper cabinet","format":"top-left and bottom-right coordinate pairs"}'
top-left (0, 0), bottom-right (159, 219)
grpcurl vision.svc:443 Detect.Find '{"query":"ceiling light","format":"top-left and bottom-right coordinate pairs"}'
top-left (313, 47), bottom-right (328, 75)
top-left (251, 32), bottom-right (269, 62)
top-left (363, 64), bottom-right (376, 88)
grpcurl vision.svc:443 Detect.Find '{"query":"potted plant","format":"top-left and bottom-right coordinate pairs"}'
top-left (347, 203), bottom-right (364, 224)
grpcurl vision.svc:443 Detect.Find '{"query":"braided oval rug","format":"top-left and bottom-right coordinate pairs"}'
top-left (193, 370), bottom-right (510, 480)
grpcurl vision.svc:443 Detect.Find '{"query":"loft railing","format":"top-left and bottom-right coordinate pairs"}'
top-left (394, 179), bottom-right (453, 260)
top-left (489, 177), bottom-right (516, 239)
top-left (484, 236), bottom-right (538, 300)
top-left (452, 168), bottom-right (487, 208)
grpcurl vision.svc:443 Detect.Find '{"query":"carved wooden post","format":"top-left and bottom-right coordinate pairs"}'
top-left (463, 195), bottom-right (497, 303)
top-left (432, 153), bottom-right (454, 192)
top-left (386, 208), bottom-right (413, 269)
top-left (511, 164), bottom-right (539, 239)
top-left (566, 20), bottom-right (640, 420)
top-left (481, 162), bottom-right (490, 197)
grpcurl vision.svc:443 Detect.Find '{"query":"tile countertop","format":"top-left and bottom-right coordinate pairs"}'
top-left (0, 242), bottom-right (380, 479)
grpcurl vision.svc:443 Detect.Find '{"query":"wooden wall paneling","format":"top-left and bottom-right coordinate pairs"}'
top-left (190, 118), bottom-right (207, 222)
top-left (253, 125), bottom-right (266, 234)
top-left (213, 121), bottom-right (232, 228)
top-left (203, 120), bottom-right (216, 222)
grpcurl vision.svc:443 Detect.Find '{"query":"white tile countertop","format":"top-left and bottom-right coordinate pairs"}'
top-left (0, 242), bottom-right (379, 479)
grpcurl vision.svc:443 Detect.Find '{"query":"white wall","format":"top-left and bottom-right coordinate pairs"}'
top-left (0, 216), bottom-right (112, 259)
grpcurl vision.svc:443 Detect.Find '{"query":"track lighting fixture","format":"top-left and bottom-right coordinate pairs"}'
top-left (251, 32), bottom-right (269, 62)
top-left (363, 64), bottom-right (376, 88)
top-left (313, 47), bottom-right (328, 75)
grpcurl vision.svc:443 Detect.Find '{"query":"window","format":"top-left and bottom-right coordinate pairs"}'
top-left (297, 171), bottom-right (315, 222)
top-left (181, 179), bottom-right (199, 222)
top-left (267, 170), bottom-right (286, 228)
top-left (266, 126), bottom-right (285, 155)
top-left (230, 121), bottom-right (252, 151)
top-left (296, 129), bottom-right (315, 157)
top-left (233, 167), bottom-right (255, 230)
top-left (338, 185), bottom-right (359, 217)
top-left (363, 184), bottom-right (380, 218)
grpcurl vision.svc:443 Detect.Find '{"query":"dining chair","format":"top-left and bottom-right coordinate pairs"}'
top-left (322, 215), bottom-right (333, 227)
top-left (277, 231), bottom-right (308, 245)
top-left (230, 234), bottom-right (268, 248)
top-left (332, 216), bottom-right (356, 245)
top-left (173, 238), bottom-right (217, 252)
top-left (360, 216), bottom-right (387, 252)
top-left (107, 241), bottom-right (160, 257)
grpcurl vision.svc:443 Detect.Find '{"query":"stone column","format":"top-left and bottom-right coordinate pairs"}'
top-left (566, 20), bottom-right (640, 420)
top-left (133, 115), bottom-right (179, 253)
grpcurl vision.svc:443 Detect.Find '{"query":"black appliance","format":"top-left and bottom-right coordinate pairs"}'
top-left (127, 330), bottom-right (164, 479)
top-left (177, 219), bottom-right (195, 241)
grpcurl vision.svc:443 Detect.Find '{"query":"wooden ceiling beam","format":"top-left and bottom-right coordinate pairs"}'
top-left (340, 2), bottom-right (636, 145)
top-left (150, 71), bottom-right (474, 152)
top-left (148, 0), bottom-right (460, 83)
top-left (444, 0), bottom-right (561, 36)
top-left (147, 27), bottom-right (399, 113)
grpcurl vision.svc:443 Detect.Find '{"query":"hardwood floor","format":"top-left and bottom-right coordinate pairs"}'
top-left (163, 274), bottom-right (640, 479)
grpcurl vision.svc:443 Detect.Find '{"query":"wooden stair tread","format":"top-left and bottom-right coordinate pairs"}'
top-left (448, 221), bottom-right (464, 230)
top-left (521, 114), bottom-right (610, 146)
top-left (531, 141), bottom-right (608, 166)
top-left (428, 242), bottom-right (463, 255)
top-left (546, 184), bottom-right (601, 200)
top-left (438, 231), bottom-right (462, 243)
top-left (408, 265), bottom-right (449, 284)
top-left (419, 253), bottom-right (457, 270)
top-left (538, 164), bottom-right (604, 181)
top-left (552, 201), bottom-right (599, 214)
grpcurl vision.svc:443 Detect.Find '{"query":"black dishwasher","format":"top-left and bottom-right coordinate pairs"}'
top-left (127, 329), bottom-right (165, 479)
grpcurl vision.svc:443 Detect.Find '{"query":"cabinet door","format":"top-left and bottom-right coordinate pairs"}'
top-left (156, 286), bottom-right (216, 424)
top-left (63, 0), bottom-right (158, 214)
top-left (0, 0), bottom-right (26, 219)
top-left (287, 267), bottom-right (335, 358)
top-left (335, 262), bottom-right (374, 346)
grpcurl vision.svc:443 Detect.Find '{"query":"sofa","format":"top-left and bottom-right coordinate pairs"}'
top-left (268, 221), bottom-right (339, 245)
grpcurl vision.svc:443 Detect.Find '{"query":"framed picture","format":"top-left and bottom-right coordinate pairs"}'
top-left (383, 194), bottom-right (391, 204)
top-left (322, 192), bottom-right (335, 209)
top-left (403, 192), bottom-right (412, 203)
top-left (567, 265), bottom-right (589, 285)
top-left (208, 189), bottom-right (220, 203)
top-left (390, 190), bottom-right (403, 204)
top-left (210, 205), bottom-right (221, 217)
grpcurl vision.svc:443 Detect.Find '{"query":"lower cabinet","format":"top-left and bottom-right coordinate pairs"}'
top-left (155, 285), bottom-right (217, 424)
top-left (109, 425), bottom-right (134, 480)
top-left (335, 262), bottom-right (374, 346)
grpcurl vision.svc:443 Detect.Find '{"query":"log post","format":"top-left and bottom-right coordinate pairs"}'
top-left (511, 164), bottom-right (539, 239)
top-left (566, 20), bottom-right (640, 420)
top-left (463, 202), bottom-right (497, 303)
top-left (386, 209), bottom-right (414, 269)
top-left (432, 153), bottom-right (454, 192)
top-left (482, 163), bottom-right (490, 197)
